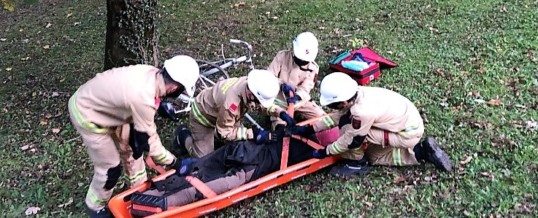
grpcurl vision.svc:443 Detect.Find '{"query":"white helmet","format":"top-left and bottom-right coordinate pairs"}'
top-left (319, 72), bottom-right (359, 106)
top-left (292, 32), bottom-right (319, 62)
top-left (163, 55), bottom-right (200, 97)
top-left (247, 69), bottom-right (280, 108)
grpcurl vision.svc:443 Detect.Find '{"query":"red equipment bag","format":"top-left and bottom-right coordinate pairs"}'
top-left (328, 47), bottom-right (398, 85)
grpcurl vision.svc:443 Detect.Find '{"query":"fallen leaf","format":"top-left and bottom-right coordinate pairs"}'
top-left (39, 119), bottom-right (48, 125)
top-left (460, 156), bottom-right (472, 165)
top-left (46, 23), bottom-right (52, 28)
top-left (473, 99), bottom-right (486, 103)
top-left (25, 207), bottom-right (40, 215)
top-left (394, 176), bottom-right (406, 184)
top-left (526, 120), bottom-right (537, 131)
top-left (52, 128), bottom-right (61, 134)
top-left (487, 98), bottom-right (502, 106)
top-left (20, 144), bottom-right (32, 151)
top-left (43, 45), bottom-right (50, 49)
top-left (364, 201), bottom-right (373, 207)
top-left (51, 92), bottom-right (59, 97)
top-left (58, 197), bottom-right (73, 208)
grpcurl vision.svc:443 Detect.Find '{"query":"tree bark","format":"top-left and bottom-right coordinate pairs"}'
top-left (104, 0), bottom-right (158, 71)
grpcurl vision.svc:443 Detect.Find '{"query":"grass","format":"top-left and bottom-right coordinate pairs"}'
top-left (1, 0), bottom-right (537, 217)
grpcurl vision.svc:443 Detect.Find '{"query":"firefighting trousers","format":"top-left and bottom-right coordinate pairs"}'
top-left (341, 125), bottom-right (424, 166)
top-left (68, 111), bottom-right (146, 211)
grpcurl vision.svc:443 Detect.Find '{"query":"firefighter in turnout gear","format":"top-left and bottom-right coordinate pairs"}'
top-left (68, 55), bottom-right (200, 217)
top-left (267, 32), bottom-right (326, 129)
top-left (290, 72), bottom-right (453, 177)
top-left (175, 69), bottom-right (296, 158)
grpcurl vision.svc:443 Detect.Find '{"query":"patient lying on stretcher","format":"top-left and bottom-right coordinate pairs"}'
top-left (130, 127), bottom-right (336, 217)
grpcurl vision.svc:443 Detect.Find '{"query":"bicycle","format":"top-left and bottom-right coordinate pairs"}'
top-left (163, 39), bottom-right (256, 120)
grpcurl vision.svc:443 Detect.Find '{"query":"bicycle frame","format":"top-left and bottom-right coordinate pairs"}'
top-left (173, 39), bottom-right (255, 115)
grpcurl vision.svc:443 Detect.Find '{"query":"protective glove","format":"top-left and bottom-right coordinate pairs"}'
top-left (289, 125), bottom-right (315, 136)
top-left (279, 111), bottom-right (296, 127)
top-left (157, 100), bottom-right (179, 122)
top-left (281, 83), bottom-right (295, 97)
top-left (170, 158), bottom-right (198, 176)
top-left (287, 95), bottom-right (302, 104)
top-left (128, 124), bottom-right (150, 160)
top-left (252, 127), bottom-right (271, 145)
top-left (312, 148), bottom-right (328, 159)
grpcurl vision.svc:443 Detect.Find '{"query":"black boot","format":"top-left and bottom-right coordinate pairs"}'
top-left (86, 205), bottom-right (113, 218)
top-left (414, 137), bottom-right (452, 172)
top-left (173, 125), bottom-right (192, 157)
top-left (329, 158), bottom-right (371, 177)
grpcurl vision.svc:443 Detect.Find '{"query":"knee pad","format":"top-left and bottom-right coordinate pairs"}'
top-left (103, 163), bottom-right (122, 190)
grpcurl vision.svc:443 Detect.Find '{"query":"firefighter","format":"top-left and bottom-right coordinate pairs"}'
top-left (174, 69), bottom-right (295, 158)
top-left (267, 32), bottom-right (326, 129)
top-left (290, 72), bottom-right (453, 177)
top-left (68, 55), bottom-right (200, 217)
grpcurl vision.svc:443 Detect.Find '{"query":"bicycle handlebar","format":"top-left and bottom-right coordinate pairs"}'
top-left (229, 39), bottom-right (253, 52)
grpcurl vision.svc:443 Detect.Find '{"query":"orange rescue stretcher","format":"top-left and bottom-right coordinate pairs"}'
top-left (109, 106), bottom-right (341, 217)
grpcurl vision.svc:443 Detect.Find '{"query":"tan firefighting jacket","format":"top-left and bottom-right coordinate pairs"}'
top-left (69, 65), bottom-right (175, 165)
top-left (191, 76), bottom-right (284, 141)
top-left (267, 50), bottom-right (319, 107)
top-left (313, 86), bottom-right (424, 155)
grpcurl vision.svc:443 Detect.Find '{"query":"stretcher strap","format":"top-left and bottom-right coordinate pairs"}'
top-left (280, 91), bottom-right (295, 170)
top-left (185, 176), bottom-right (217, 198)
top-left (145, 156), bottom-right (167, 174)
top-left (290, 135), bottom-right (324, 150)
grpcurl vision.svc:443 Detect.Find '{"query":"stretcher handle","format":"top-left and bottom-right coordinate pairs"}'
top-left (280, 90), bottom-right (295, 170)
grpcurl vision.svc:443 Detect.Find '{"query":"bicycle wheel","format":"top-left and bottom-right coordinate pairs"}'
top-left (195, 59), bottom-right (230, 94)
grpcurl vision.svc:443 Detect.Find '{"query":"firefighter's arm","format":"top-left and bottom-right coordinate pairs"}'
top-left (295, 63), bottom-right (319, 102)
top-left (325, 115), bottom-right (374, 155)
top-left (131, 102), bottom-right (175, 165)
top-left (265, 104), bottom-right (285, 117)
top-left (216, 105), bottom-right (254, 141)
top-left (265, 104), bottom-right (296, 127)
top-left (267, 52), bottom-right (282, 77)
top-left (313, 110), bottom-right (346, 132)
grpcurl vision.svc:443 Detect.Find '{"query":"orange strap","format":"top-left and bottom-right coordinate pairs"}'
top-left (185, 176), bottom-right (218, 198)
top-left (290, 135), bottom-right (324, 150)
top-left (280, 91), bottom-right (295, 170)
top-left (132, 204), bottom-right (163, 213)
top-left (145, 156), bottom-right (167, 174)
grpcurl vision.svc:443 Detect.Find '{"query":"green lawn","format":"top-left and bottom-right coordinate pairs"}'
top-left (1, 0), bottom-right (537, 217)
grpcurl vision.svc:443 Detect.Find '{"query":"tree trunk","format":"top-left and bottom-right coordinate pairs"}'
top-left (104, 0), bottom-right (158, 71)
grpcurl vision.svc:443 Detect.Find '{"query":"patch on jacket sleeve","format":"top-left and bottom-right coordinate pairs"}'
top-left (352, 117), bottom-right (361, 129)
top-left (229, 103), bottom-right (238, 112)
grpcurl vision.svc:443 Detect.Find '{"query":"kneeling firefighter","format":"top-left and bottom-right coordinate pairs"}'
top-left (291, 72), bottom-right (453, 177)
top-left (174, 69), bottom-right (296, 158)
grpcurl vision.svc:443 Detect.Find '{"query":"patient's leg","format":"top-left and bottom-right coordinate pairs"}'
top-left (143, 169), bottom-right (254, 207)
